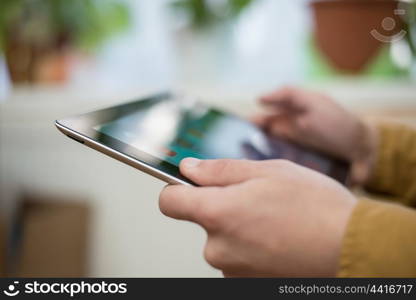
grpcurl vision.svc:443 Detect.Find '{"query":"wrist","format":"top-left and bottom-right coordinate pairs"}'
top-left (350, 121), bottom-right (378, 186)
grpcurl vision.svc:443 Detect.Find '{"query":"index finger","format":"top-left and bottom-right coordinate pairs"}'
top-left (159, 184), bottom-right (225, 228)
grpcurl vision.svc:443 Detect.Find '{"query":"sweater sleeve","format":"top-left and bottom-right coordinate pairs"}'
top-left (337, 199), bottom-right (416, 277)
top-left (365, 123), bottom-right (416, 208)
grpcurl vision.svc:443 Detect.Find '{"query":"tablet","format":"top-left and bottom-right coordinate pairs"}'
top-left (55, 92), bottom-right (350, 186)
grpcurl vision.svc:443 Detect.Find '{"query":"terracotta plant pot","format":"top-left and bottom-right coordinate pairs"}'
top-left (311, 0), bottom-right (405, 73)
top-left (4, 30), bottom-right (71, 84)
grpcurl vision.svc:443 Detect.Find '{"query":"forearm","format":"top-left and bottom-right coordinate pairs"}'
top-left (337, 199), bottom-right (416, 277)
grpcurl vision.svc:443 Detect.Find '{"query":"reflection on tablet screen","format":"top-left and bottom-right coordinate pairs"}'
top-left (94, 97), bottom-right (347, 181)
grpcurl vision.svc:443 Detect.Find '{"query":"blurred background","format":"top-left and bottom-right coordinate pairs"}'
top-left (0, 0), bottom-right (415, 277)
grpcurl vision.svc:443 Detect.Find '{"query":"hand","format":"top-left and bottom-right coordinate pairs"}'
top-left (159, 158), bottom-right (357, 277)
top-left (252, 87), bottom-right (378, 185)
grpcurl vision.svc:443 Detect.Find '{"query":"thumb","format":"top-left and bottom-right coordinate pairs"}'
top-left (179, 158), bottom-right (270, 186)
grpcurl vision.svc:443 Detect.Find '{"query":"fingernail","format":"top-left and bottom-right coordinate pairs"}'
top-left (182, 157), bottom-right (201, 168)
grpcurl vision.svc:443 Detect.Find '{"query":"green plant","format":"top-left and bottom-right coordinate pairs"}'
top-left (404, 1), bottom-right (416, 57)
top-left (171, 0), bottom-right (256, 29)
top-left (0, 0), bottom-right (130, 52)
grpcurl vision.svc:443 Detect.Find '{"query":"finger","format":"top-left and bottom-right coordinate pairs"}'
top-left (159, 184), bottom-right (222, 224)
top-left (179, 158), bottom-right (271, 187)
top-left (259, 86), bottom-right (295, 104)
top-left (259, 86), bottom-right (305, 113)
top-left (268, 116), bottom-right (299, 140)
top-left (250, 112), bottom-right (298, 141)
top-left (249, 113), bottom-right (276, 127)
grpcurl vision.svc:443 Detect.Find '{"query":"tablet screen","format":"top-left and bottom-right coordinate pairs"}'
top-left (92, 96), bottom-right (349, 183)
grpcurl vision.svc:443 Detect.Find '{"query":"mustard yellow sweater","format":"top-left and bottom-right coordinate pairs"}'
top-left (338, 123), bottom-right (416, 277)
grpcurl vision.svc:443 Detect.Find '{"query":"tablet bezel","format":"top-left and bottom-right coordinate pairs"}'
top-left (56, 92), bottom-right (350, 185)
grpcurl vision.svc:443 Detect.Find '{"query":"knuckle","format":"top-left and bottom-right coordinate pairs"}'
top-left (204, 242), bottom-right (225, 269)
top-left (196, 201), bottom-right (223, 230)
top-left (210, 159), bottom-right (233, 175)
